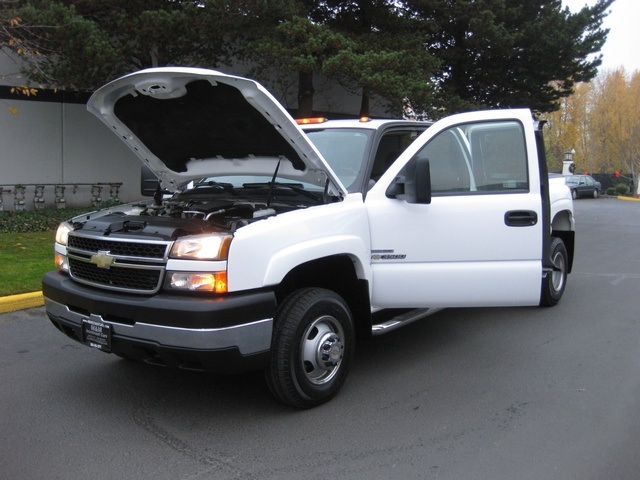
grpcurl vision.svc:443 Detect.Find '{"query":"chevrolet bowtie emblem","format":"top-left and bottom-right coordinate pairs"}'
top-left (91, 250), bottom-right (115, 269)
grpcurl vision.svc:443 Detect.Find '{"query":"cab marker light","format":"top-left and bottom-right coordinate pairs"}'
top-left (296, 117), bottom-right (328, 125)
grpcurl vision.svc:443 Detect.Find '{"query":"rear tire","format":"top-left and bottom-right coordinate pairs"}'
top-left (540, 237), bottom-right (568, 306)
top-left (266, 288), bottom-right (354, 408)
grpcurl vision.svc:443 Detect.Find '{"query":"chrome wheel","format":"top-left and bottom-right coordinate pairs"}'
top-left (551, 248), bottom-right (566, 292)
top-left (301, 315), bottom-right (345, 385)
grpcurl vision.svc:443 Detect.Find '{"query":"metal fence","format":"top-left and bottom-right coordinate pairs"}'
top-left (0, 183), bottom-right (123, 211)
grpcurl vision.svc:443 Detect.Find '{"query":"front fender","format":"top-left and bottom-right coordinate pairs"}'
top-left (226, 194), bottom-right (371, 292)
top-left (262, 235), bottom-right (370, 287)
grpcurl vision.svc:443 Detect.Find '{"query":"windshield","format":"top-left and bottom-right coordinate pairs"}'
top-left (565, 175), bottom-right (580, 184)
top-left (184, 176), bottom-right (332, 207)
top-left (304, 128), bottom-right (373, 191)
top-left (188, 127), bottom-right (374, 194)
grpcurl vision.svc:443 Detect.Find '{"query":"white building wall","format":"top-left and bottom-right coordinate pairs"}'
top-left (61, 102), bottom-right (140, 195)
top-left (0, 98), bottom-right (142, 210)
top-left (1, 99), bottom-right (63, 184)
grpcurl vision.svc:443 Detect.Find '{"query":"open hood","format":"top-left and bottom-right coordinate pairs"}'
top-left (87, 67), bottom-right (346, 196)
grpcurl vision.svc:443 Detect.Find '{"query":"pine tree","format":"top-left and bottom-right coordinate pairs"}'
top-left (404, 0), bottom-right (614, 113)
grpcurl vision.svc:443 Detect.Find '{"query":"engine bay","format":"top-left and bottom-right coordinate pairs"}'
top-left (71, 183), bottom-right (321, 239)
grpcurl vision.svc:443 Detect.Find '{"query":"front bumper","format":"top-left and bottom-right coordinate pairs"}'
top-left (42, 271), bottom-right (276, 373)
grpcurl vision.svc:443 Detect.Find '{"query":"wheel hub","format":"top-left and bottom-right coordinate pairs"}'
top-left (318, 334), bottom-right (344, 367)
top-left (301, 316), bottom-right (346, 385)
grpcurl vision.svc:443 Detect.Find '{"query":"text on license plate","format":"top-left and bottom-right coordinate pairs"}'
top-left (81, 318), bottom-right (112, 352)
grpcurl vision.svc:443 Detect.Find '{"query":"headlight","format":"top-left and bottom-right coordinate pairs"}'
top-left (167, 272), bottom-right (227, 293)
top-left (170, 234), bottom-right (232, 260)
top-left (55, 222), bottom-right (72, 246)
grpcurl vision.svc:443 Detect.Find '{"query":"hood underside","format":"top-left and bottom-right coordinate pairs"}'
top-left (87, 67), bottom-right (345, 195)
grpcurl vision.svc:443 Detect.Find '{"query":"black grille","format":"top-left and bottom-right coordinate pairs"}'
top-left (68, 236), bottom-right (167, 259)
top-left (69, 258), bottom-right (162, 292)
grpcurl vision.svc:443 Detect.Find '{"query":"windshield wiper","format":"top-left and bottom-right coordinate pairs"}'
top-left (192, 180), bottom-right (237, 195)
top-left (243, 182), bottom-right (324, 203)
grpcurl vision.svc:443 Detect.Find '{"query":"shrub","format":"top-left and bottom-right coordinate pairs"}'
top-left (606, 187), bottom-right (616, 196)
top-left (0, 199), bottom-right (124, 234)
top-left (0, 207), bottom-right (94, 234)
top-left (615, 183), bottom-right (630, 196)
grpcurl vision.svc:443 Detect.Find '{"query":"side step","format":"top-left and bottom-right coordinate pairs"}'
top-left (371, 308), bottom-right (442, 336)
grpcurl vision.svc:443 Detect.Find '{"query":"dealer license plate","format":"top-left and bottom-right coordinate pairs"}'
top-left (81, 318), bottom-right (112, 352)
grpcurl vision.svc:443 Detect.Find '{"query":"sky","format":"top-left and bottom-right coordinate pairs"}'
top-left (563, 0), bottom-right (640, 73)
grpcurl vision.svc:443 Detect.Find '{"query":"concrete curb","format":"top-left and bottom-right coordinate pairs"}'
top-left (617, 195), bottom-right (640, 202)
top-left (0, 291), bottom-right (44, 314)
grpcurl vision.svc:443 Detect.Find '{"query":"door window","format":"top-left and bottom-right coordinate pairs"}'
top-left (414, 120), bottom-right (529, 195)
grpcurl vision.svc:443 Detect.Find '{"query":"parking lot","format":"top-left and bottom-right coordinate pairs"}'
top-left (1, 197), bottom-right (639, 480)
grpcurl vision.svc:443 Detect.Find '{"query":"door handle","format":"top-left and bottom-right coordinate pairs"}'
top-left (504, 210), bottom-right (538, 227)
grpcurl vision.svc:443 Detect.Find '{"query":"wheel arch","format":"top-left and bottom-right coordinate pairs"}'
top-left (274, 255), bottom-right (372, 340)
top-left (551, 209), bottom-right (575, 274)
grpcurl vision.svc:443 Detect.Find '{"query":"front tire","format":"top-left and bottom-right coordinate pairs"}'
top-left (540, 237), bottom-right (568, 306)
top-left (266, 288), bottom-right (355, 409)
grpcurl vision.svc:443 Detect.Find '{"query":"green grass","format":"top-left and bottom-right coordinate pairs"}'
top-left (0, 206), bottom-right (103, 297)
top-left (0, 230), bottom-right (56, 296)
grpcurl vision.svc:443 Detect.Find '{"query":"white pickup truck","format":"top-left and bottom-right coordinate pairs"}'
top-left (42, 68), bottom-right (575, 408)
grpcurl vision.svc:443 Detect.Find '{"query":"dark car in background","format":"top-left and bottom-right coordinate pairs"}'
top-left (565, 174), bottom-right (601, 199)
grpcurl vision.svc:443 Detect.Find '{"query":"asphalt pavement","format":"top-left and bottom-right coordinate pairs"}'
top-left (1, 195), bottom-right (639, 480)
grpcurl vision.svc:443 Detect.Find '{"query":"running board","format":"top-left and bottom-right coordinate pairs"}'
top-left (371, 308), bottom-right (442, 336)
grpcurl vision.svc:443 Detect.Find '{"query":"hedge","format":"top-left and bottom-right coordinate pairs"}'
top-left (0, 207), bottom-right (96, 234)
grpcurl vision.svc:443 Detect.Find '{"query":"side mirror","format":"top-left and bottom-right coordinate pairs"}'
top-left (386, 157), bottom-right (432, 204)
